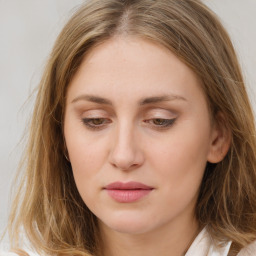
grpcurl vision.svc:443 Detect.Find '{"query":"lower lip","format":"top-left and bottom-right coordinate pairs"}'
top-left (106, 189), bottom-right (152, 203)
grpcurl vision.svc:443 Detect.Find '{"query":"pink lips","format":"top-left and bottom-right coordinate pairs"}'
top-left (104, 182), bottom-right (153, 203)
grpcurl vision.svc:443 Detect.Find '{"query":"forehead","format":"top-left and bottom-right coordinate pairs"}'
top-left (67, 36), bottom-right (205, 105)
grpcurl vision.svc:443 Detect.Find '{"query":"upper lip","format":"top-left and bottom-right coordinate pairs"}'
top-left (104, 181), bottom-right (153, 190)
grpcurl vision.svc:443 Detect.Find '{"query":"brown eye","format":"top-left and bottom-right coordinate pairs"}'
top-left (153, 118), bottom-right (175, 126)
top-left (91, 118), bottom-right (105, 125)
top-left (153, 119), bottom-right (167, 125)
top-left (82, 118), bottom-right (111, 130)
top-left (144, 118), bottom-right (176, 129)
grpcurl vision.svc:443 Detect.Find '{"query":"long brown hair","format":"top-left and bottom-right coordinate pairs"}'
top-left (8, 0), bottom-right (256, 255)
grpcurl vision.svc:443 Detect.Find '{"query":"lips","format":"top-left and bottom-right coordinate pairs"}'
top-left (104, 182), bottom-right (154, 203)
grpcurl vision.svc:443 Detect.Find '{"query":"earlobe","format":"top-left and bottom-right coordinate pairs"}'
top-left (207, 112), bottom-right (231, 164)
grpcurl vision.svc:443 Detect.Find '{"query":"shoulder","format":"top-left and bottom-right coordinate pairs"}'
top-left (237, 240), bottom-right (256, 256)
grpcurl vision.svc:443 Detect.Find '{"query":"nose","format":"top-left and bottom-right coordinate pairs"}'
top-left (109, 124), bottom-right (144, 171)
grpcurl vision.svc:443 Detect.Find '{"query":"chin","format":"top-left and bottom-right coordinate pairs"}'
top-left (99, 211), bottom-right (156, 235)
top-left (107, 222), bottom-right (151, 235)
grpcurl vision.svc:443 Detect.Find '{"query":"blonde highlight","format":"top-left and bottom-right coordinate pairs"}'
top-left (8, 0), bottom-right (256, 255)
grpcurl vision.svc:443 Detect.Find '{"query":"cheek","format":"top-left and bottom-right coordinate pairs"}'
top-left (64, 121), bottom-right (109, 196)
top-left (141, 138), bottom-right (207, 223)
top-left (68, 138), bottom-right (106, 179)
top-left (67, 140), bottom-right (106, 207)
top-left (147, 122), bottom-right (210, 195)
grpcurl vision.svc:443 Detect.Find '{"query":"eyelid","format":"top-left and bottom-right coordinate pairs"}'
top-left (81, 117), bottom-right (112, 130)
top-left (144, 118), bottom-right (177, 129)
top-left (80, 109), bottom-right (110, 117)
top-left (142, 108), bottom-right (178, 130)
top-left (143, 108), bottom-right (177, 119)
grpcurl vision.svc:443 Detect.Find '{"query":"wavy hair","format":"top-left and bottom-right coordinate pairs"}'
top-left (8, 0), bottom-right (256, 255)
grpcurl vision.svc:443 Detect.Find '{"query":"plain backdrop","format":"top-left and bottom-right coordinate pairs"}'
top-left (0, 0), bottom-right (255, 241)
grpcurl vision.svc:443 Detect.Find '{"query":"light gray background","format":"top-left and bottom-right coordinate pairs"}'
top-left (0, 0), bottom-right (255, 240)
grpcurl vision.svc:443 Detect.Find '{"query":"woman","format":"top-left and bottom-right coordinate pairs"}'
top-left (4, 0), bottom-right (256, 255)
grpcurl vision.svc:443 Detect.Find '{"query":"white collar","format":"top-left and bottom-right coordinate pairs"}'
top-left (185, 227), bottom-right (232, 256)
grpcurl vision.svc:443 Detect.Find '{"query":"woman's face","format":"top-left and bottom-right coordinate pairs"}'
top-left (64, 37), bottom-right (219, 235)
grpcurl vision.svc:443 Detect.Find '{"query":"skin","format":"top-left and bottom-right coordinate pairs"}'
top-left (64, 36), bottom-right (229, 256)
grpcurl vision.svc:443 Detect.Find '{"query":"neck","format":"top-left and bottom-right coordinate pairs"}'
top-left (99, 214), bottom-right (200, 256)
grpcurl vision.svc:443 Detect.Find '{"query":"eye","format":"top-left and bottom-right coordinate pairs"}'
top-left (145, 118), bottom-right (176, 129)
top-left (82, 118), bottom-right (111, 130)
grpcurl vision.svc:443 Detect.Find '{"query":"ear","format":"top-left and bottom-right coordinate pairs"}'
top-left (207, 112), bottom-right (231, 164)
top-left (63, 138), bottom-right (70, 162)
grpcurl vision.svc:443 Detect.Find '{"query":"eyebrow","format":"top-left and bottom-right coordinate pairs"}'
top-left (71, 94), bottom-right (187, 105)
top-left (139, 95), bottom-right (187, 105)
top-left (72, 95), bottom-right (112, 105)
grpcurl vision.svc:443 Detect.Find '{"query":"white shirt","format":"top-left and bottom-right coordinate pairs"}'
top-left (185, 227), bottom-right (256, 256)
top-left (1, 227), bottom-right (256, 256)
top-left (185, 227), bottom-right (231, 256)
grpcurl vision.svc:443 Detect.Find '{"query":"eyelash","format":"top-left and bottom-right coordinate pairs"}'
top-left (82, 118), bottom-right (111, 130)
top-left (81, 118), bottom-right (176, 130)
top-left (144, 118), bottom-right (176, 129)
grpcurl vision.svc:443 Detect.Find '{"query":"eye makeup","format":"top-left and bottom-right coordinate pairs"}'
top-left (81, 117), bottom-right (111, 130)
top-left (77, 106), bottom-right (178, 131)
top-left (144, 118), bottom-right (176, 128)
